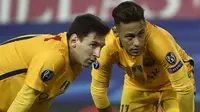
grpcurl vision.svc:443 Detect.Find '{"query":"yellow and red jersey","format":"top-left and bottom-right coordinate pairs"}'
top-left (0, 32), bottom-right (83, 111)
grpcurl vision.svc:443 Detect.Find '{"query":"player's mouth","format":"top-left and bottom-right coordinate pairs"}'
top-left (130, 48), bottom-right (140, 53)
top-left (129, 49), bottom-right (141, 56)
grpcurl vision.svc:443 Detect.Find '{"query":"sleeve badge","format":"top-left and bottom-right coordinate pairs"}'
top-left (165, 52), bottom-right (177, 65)
top-left (93, 60), bottom-right (100, 69)
top-left (40, 69), bottom-right (54, 82)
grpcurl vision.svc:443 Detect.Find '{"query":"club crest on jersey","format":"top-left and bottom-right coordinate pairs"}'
top-left (93, 60), bottom-right (100, 69)
top-left (40, 69), bottom-right (54, 82)
top-left (132, 65), bottom-right (143, 76)
top-left (60, 81), bottom-right (70, 92)
top-left (38, 93), bottom-right (49, 101)
top-left (165, 52), bottom-right (176, 65)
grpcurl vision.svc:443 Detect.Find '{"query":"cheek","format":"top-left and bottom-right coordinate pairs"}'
top-left (140, 37), bottom-right (146, 45)
top-left (76, 45), bottom-right (87, 58)
top-left (121, 40), bottom-right (131, 49)
top-left (120, 38), bottom-right (127, 45)
top-left (123, 40), bottom-right (132, 46)
top-left (82, 46), bottom-right (93, 56)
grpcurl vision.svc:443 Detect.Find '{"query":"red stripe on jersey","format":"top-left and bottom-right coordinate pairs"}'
top-left (44, 36), bottom-right (61, 41)
top-left (149, 22), bottom-right (157, 27)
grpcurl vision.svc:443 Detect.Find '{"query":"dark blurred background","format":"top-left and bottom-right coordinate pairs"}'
top-left (0, 0), bottom-right (199, 111)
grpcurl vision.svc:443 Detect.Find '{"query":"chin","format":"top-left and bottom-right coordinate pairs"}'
top-left (82, 63), bottom-right (91, 68)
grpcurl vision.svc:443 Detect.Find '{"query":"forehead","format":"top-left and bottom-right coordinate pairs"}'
top-left (82, 32), bottom-right (105, 43)
top-left (118, 21), bottom-right (146, 33)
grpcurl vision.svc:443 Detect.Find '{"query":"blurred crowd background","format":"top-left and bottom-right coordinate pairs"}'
top-left (0, 0), bottom-right (199, 111)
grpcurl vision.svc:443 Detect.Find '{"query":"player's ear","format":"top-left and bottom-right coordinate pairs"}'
top-left (69, 34), bottom-right (79, 48)
top-left (112, 27), bottom-right (119, 37)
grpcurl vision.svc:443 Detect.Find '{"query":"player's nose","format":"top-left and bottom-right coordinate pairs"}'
top-left (93, 47), bottom-right (100, 58)
top-left (133, 37), bottom-right (140, 47)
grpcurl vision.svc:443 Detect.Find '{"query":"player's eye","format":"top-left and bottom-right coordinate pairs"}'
top-left (126, 37), bottom-right (133, 40)
top-left (125, 34), bottom-right (136, 40)
top-left (139, 32), bottom-right (144, 35)
top-left (137, 30), bottom-right (145, 37)
top-left (138, 32), bottom-right (144, 36)
top-left (90, 44), bottom-right (97, 48)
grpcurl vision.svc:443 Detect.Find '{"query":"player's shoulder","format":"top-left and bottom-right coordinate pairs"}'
top-left (42, 32), bottom-right (66, 41)
top-left (103, 28), bottom-right (122, 54)
top-left (146, 21), bottom-right (174, 44)
top-left (57, 32), bottom-right (67, 39)
top-left (105, 28), bottom-right (116, 44)
top-left (25, 32), bottom-right (67, 41)
top-left (146, 21), bottom-right (168, 37)
top-left (44, 32), bottom-right (68, 54)
top-left (35, 49), bottom-right (66, 70)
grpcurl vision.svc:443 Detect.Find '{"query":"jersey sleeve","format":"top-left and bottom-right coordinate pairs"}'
top-left (175, 43), bottom-right (196, 94)
top-left (148, 28), bottom-right (194, 112)
top-left (7, 84), bottom-right (39, 112)
top-left (157, 26), bottom-right (195, 94)
top-left (25, 50), bottom-right (65, 92)
top-left (91, 34), bottom-right (118, 109)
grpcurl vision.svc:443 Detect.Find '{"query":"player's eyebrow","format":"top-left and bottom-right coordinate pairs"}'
top-left (139, 29), bottom-right (145, 32)
top-left (137, 29), bottom-right (145, 34)
top-left (124, 33), bottom-right (136, 37)
top-left (91, 40), bottom-right (105, 46)
top-left (91, 41), bottom-right (100, 44)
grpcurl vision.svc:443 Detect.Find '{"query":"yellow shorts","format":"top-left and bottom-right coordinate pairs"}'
top-left (120, 87), bottom-right (179, 112)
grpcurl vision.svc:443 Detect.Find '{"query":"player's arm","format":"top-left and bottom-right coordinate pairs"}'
top-left (8, 50), bottom-right (65, 112)
top-left (159, 26), bottom-right (196, 95)
top-left (91, 40), bottom-right (117, 112)
top-left (7, 85), bottom-right (40, 112)
top-left (175, 43), bottom-right (195, 95)
top-left (149, 29), bottom-right (194, 112)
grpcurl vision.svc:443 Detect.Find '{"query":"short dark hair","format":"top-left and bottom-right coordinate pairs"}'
top-left (67, 13), bottom-right (110, 40)
top-left (112, 1), bottom-right (145, 25)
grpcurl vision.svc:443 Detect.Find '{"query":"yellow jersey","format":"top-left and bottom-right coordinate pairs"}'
top-left (91, 21), bottom-right (194, 111)
top-left (0, 32), bottom-right (82, 112)
top-left (92, 21), bottom-right (193, 90)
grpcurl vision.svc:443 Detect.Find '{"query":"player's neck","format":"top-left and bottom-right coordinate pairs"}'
top-left (68, 48), bottom-right (80, 67)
